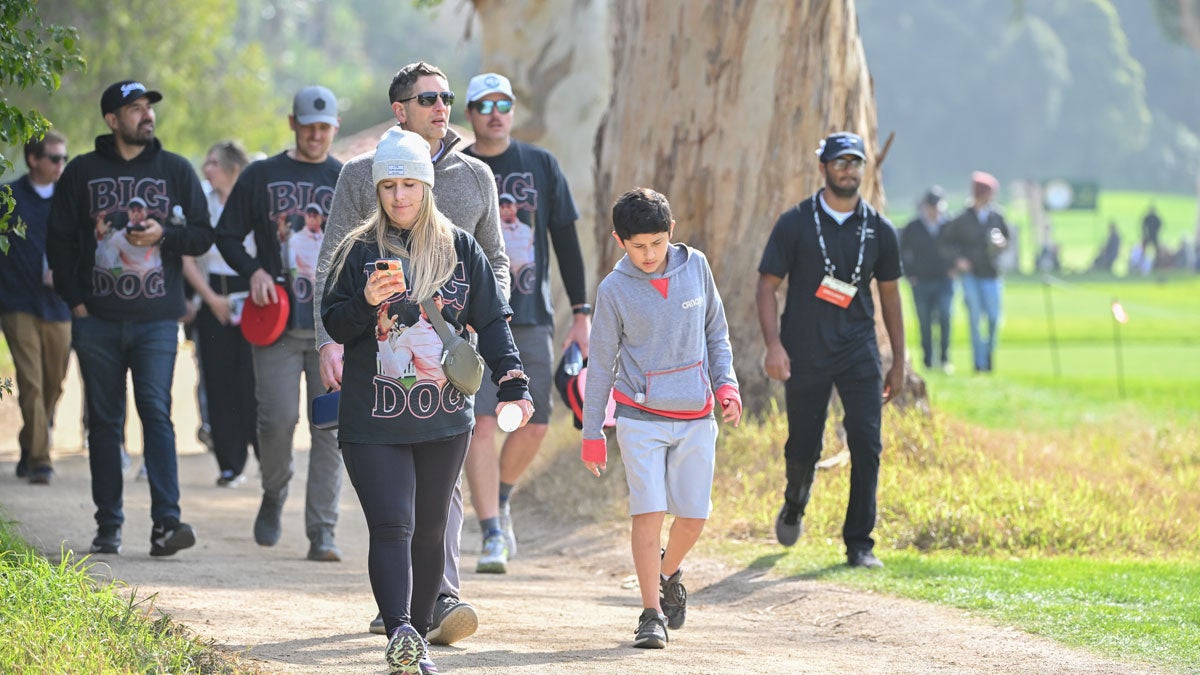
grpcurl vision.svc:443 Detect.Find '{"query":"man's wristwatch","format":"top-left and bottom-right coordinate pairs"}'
top-left (573, 304), bottom-right (592, 316)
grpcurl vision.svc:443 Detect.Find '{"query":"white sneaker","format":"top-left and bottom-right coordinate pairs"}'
top-left (476, 532), bottom-right (508, 574)
top-left (500, 500), bottom-right (518, 558)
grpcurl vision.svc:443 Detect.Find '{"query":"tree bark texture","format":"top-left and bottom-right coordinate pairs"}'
top-left (593, 0), bottom-right (914, 407)
top-left (471, 0), bottom-right (612, 330)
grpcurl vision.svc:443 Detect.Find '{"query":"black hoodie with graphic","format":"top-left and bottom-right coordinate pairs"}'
top-left (46, 134), bottom-right (211, 321)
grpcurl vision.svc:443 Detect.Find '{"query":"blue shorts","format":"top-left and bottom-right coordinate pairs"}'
top-left (615, 416), bottom-right (717, 518)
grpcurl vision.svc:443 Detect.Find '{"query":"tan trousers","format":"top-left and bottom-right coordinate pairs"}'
top-left (1, 311), bottom-right (71, 469)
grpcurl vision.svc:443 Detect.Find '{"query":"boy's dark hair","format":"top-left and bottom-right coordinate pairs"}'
top-left (388, 61), bottom-right (448, 104)
top-left (24, 129), bottom-right (67, 168)
top-left (612, 187), bottom-right (672, 241)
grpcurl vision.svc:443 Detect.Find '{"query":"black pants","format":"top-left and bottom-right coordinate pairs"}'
top-left (783, 356), bottom-right (883, 555)
top-left (196, 302), bottom-right (258, 476)
top-left (342, 431), bottom-right (471, 636)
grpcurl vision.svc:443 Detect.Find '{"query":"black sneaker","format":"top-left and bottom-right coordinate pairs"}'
top-left (150, 522), bottom-right (196, 557)
top-left (633, 608), bottom-right (668, 649)
top-left (254, 495), bottom-right (284, 546)
top-left (90, 525), bottom-right (122, 554)
top-left (307, 531), bottom-right (342, 562)
top-left (15, 457), bottom-right (30, 479)
top-left (659, 568), bottom-right (688, 629)
top-left (426, 594), bottom-right (477, 646)
top-left (775, 504), bottom-right (803, 547)
top-left (847, 550), bottom-right (884, 569)
top-left (369, 612), bottom-right (386, 636)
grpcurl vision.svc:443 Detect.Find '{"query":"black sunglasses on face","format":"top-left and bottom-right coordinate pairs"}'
top-left (400, 91), bottom-right (455, 107)
top-left (42, 153), bottom-right (69, 164)
top-left (469, 99), bottom-right (513, 115)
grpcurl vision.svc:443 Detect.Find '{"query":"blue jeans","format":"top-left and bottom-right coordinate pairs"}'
top-left (959, 274), bottom-right (1002, 371)
top-left (910, 278), bottom-right (954, 368)
top-left (72, 316), bottom-right (181, 528)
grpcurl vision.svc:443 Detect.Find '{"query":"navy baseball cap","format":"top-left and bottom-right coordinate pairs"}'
top-left (816, 132), bottom-right (866, 163)
top-left (101, 81), bottom-right (162, 116)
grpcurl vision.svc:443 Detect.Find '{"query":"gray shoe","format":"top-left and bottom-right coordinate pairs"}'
top-left (499, 499), bottom-right (517, 558)
top-left (476, 532), bottom-right (508, 574)
top-left (633, 608), bottom-right (668, 649)
top-left (775, 504), bottom-right (803, 547)
top-left (307, 531), bottom-right (342, 561)
top-left (848, 550), bottom-right (884, 569)
top-left (426, 595), bottom-right (477, 646)
top-left (369, 612), bottom-right (386, 636)
top-left (659, 568), bottom-right (687, 629)
top-left (254, 495), bottom-right (284, 546)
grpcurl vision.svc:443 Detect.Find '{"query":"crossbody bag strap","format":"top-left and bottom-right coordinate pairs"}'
top-left (420, 297), bottom-right (456, 346)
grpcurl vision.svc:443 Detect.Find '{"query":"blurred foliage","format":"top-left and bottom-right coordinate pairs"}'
top-left (2, 0), bottom-right (480, 169)
top-left (1, 0), bottom-right (84, 252)
top-left (859, 0), bottom-right (1200, 203)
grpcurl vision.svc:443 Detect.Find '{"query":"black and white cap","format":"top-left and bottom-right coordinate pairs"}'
top-left (101, 81), bottom-right (162, 116)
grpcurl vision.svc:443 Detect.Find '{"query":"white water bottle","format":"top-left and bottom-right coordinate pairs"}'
top-left (497, 403), bottom-right (523, 432)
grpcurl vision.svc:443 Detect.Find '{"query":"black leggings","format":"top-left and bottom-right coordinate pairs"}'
top-left (342, 432), bottom-right (470, 636)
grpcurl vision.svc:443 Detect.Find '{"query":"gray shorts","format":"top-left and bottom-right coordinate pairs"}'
top-left (476, 323), bottom-right (553, 424)
top-left (615, 416), bottom-right (717, 518)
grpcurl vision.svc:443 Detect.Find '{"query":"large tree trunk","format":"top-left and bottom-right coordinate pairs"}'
top-left (472, 0), bottom-right (924, 410)
top-left (470, 0), bottom-right (612, 331)
top-left (594, 0), bottom-right (917, 407)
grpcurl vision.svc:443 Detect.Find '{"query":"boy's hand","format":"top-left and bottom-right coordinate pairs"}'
top-left (721, 397), bottom-right (742, 427)
top-left (583, 460), bottom-right (606, 477)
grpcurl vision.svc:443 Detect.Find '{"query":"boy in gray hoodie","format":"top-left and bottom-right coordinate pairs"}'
top-left (581, 187), bottom-right (742, 649)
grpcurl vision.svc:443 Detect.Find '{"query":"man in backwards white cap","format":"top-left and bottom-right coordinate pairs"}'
top-left (461, 71), bottom-right (590, 576)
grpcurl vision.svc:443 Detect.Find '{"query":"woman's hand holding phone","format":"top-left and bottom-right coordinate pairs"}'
top-left (364, 259), bottom-right (407, 306)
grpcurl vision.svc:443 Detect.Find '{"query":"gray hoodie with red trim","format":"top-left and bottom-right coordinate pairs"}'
top-left (581, 243), bottom-right (739, 463)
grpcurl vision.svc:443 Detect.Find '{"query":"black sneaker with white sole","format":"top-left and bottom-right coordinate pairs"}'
top-left (633, 608), bottom-right (668, 648)
top-left (150, 522), bottom-right (196, 557)
top-left (426, 594), bottom-right (478, 645)
top-left (659, 568), bottom-right (688, 629)
top-left (90, 525), bottom-right (122, 554)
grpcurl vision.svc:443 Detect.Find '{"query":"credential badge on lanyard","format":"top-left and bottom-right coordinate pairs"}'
top-left (812, 191), bottom-right (868, 309)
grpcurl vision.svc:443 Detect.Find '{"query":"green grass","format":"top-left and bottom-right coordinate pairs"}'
top-left (705, 541), bottom-right (1200, 672)
top-left (0, 518), bottom-right (243, 673)
top-left (902, 275), bottom-right (1200, 429)
top-left (890, 189), bottom-right (1198, 275)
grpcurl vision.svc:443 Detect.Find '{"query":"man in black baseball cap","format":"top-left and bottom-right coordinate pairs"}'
top-left (100, 80), bottom-right (163, 116)
top-left (46, 77), bottom-right (212, 559)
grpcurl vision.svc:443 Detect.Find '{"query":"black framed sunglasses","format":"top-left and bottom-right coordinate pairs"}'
top-left (400, 91), bottom-right (455, 107)
top-left (42, 153), bottom-right (69, 164)
top-left (469, 99), bottom-right (513, 115)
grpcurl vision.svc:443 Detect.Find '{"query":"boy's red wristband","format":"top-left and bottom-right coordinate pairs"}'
top-left (582, 438), bottom-right (607, 463)
top-left (715, 384), bottom-right (741, 410)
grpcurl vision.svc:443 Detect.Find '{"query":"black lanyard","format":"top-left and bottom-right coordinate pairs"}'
top-left (812, 190), bottom-right (868, 286)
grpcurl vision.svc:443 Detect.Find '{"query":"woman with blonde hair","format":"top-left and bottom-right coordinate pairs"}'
top-left (184, 140), bottom-right (256, 486)
top-left (322, 128), bottom-right (532, 674)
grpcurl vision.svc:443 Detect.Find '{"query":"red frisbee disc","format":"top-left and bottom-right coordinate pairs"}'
top-left (240, 284), bottom-right (290, 346)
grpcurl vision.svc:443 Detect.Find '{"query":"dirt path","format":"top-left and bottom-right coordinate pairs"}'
top-left (0, 350), bottom-right (1159, 674)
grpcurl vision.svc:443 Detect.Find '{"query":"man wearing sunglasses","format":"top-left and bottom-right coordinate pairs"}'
top-left (460, 72), bottom-right (590, 576)
top-left (1, 130), bottom-right (72, 485)
top-left (756, 131), bottom-right (905, 571)
top-left (315, 60), bottom-right (508, 646)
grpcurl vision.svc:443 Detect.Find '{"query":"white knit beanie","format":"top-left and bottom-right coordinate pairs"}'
top-left (372, 127), bottom-right (435, 188)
